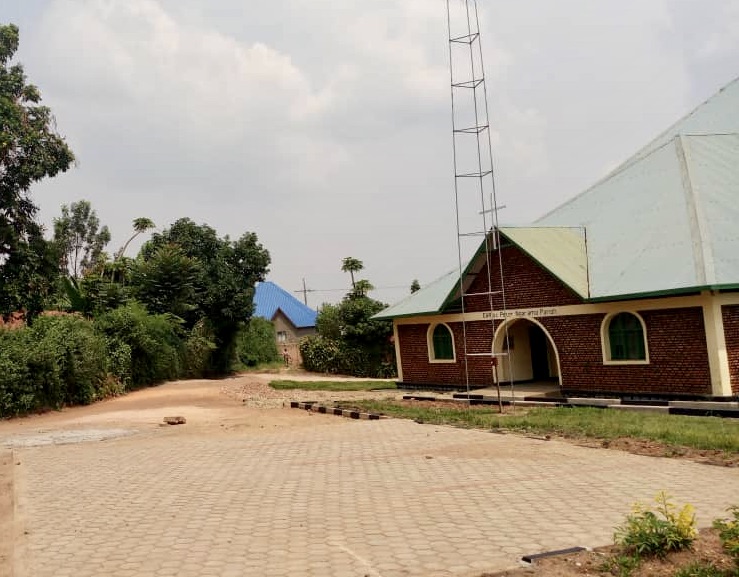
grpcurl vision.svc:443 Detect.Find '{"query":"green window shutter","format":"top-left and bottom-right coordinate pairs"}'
top-left (432, 325), bottom-right (454, 360)
top-left (608, 313), bottom-right (646, 361)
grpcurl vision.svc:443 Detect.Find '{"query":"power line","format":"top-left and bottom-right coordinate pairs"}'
top-left (293, 285), bottom-right (410, 294)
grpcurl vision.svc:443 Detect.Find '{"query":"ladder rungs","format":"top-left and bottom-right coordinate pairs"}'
top-left (450, 32), bottom-right (480, 44)
top-left (463, 291), bottom-right (503, 297)
top-left (455, 170), bottom-right (493, 179)
top-left (453, 125), bottom-right (489, 135)
top-left (458, 231), bottom-right (488, 237)
top-left (479, 205), bottom-right (505, 215)
top-left (467, 352), bottom-right (510, 357)
top-left (452, 79), bottom-right (484, 89)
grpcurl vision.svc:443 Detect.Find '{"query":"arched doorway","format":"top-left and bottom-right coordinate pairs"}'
top-left (492, 319), bottom-right (562, 386)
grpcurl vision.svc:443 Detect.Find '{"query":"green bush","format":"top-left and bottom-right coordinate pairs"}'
top-left (183, 320), bottom-right (216, 378)
top-left (94, 303), bottom-right (184, 388)
top-left (0, 328), bottom-right (36, 416)
top-left (615, 492), bottom-right (697, 558)
top-left (29, 314), bottom-right (108, 406)
top-left (235, 318), bottom-right (280, 368)
top-left (300, 335), bottom-right (345, 374)
top-left (0, 315), bottom-right (109, 417)
top-left (714, 506), bottom-right (739, 569)
top-left (299, 335), bottom-right (395, 378)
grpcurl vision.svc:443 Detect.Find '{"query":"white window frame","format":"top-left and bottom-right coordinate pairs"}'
top-left (427, 323), bottom-right (456, 364)
top-left (601, 311), bottom-right (650, 365)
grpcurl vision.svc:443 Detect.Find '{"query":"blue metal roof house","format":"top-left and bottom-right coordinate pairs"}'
top-left (254, 282), bottom-right (318, 346)
top-left (375, 77), bottom-right (739, 400)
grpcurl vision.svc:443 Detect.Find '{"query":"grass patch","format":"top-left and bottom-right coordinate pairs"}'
top-left (269, 380), bottom-right (397, 392)
top-left (335, 402), bottom-right (739, 453)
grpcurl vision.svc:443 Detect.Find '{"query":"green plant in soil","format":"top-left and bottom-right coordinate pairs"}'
top-left (614, 492), bottom-right (697, 558)
top-left (599, 552), bottom-right (641, 577)
top-left (714, 506), bottom-right (739, 571)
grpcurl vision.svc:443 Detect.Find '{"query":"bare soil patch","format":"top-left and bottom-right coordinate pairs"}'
top-left (484, 528), bottom-right (735, 577)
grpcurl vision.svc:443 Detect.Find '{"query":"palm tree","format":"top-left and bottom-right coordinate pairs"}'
top-left (352, 279), bottom-right (374, 298)
top-left (341, 257), bottom-right (364, 289)
top-left (115, 217), bottom-right (155, 261)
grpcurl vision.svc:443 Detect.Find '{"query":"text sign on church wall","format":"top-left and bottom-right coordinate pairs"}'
top-left (479, 307), bottom-right (560, 321)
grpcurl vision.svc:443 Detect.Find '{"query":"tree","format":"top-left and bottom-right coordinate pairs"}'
top-left (351, 279), bottom-right (374, 298)
top-left (136, 218), bottom-right (270, 373)
top-left (53, 200), bottom-right (111, 278)
top-left (0, 24), bottom-right (75, 320)
top-left (301, 256), bottom-right (394, 378)
top-left (341, 257), bottom-right (363, 289)
top-left (302, 293), bottom-right (394, 378)
top-left (410, 279), bottom-right (421, 293)
top-left (130, 244), bottom-right (198, 319)
top-left (116, 217), bottom-right (155, 260)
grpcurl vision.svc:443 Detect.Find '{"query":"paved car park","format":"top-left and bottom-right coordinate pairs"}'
top-left (2, 376), bottom-right (739, 576)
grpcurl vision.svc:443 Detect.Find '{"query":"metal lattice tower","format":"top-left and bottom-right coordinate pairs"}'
top-left (446, 0), bottom-right (512, 399)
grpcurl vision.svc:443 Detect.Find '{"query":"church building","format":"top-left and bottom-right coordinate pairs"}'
top-left (375, 79), bottom-right (739, 399)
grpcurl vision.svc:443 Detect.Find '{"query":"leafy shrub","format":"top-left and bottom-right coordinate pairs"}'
top-left (714, 506), bottom-right (739, 569)
top-left (0, 328), bottom-right (36, 416)
top-left (615, 492), bottom-right (697, 558)
top-left (95, 303), bottom-right (184, 388)
top-left (0, 315), bottom-right (109, 417)
top-left (235, 317), bottom-right (280, 368)
top-left (29, 314), bottom-right (108, 406)
top-left (183, 320), bottom-right (216, 378)
top-left (300, 335), bottom-right (345, 374)
top-left (299, 335), bottom-right (396, 378)
top-left (599, 552), bottom-right (641, 577)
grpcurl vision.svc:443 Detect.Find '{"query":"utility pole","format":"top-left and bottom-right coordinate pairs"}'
top-left (300, 278), bottom-right (308, 306)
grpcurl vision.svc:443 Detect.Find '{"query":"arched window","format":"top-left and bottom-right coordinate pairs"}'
top-left (607, 312), bottom-right (646, 361)
top-left (429, 324), bottom-right (455, 361)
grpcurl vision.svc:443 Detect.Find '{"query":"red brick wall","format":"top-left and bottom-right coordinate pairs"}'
top-left (399, 322), bottom-right (496, 387)
top-left (722, 305), bottom-right (739, 395)
top-left (399, 307), bottom-right (712, 395)
top-left (463, 245), bottom-right (583, 312)
top-left (541, 308), bottom-right (711, 395)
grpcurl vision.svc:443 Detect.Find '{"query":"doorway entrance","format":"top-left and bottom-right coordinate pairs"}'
top-left (492, 319), bottom-right (561, 386)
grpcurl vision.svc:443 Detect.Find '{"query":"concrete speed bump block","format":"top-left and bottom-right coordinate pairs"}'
top-left (163, 416), bottom-right (187, 425)
top-left (286, 402), bottom-right (383, 420)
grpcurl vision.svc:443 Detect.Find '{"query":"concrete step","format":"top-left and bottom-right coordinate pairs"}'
top-left (568, 398), bottom-right (620, 407)
top-left (607, 404), bottom-right (669, 414)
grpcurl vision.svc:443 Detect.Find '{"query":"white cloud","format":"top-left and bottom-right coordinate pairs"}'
top-left (8, 0), bottom-right (738, 306)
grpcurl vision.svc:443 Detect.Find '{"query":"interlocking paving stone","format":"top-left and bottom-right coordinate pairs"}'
top-left (15, 418), bottom-right (739, 577)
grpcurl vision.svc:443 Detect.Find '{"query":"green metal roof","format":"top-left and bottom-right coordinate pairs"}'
top-left (499, 227), bottom-right (589, 298)
top-left (538, 133), bottom-right (739, 299)
top-left (374, 77), bottom-right (739, 319)
top-left (372, 268), bottom-right (460, 320)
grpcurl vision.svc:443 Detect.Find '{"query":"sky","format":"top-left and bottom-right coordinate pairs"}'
top-left (2, 0), bottom-right (739, 308)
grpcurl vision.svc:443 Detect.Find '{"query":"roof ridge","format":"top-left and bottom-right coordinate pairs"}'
top-left (609, 76), bottom-right (739, 175)
top-left (536, 136), bottom-right (682, 223)
top-left (676, 136), bottom-right (718, 286)
top-left (536, 76), bottom-right (739, 224)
